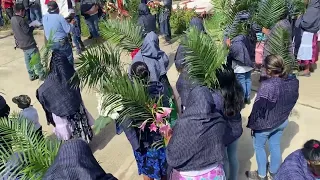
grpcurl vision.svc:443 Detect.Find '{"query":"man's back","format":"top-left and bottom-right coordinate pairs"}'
top-left (11, 15), bottom-right (36, 50)
top-left (43, 13), bottom-right (72, 42)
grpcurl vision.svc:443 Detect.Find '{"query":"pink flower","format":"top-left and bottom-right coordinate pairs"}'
top-left (153, 103), bottom-right (157, 109)
top-left (159, 124), bottom-right (171, 135)
top-left (156, 112), bottom-right (163, 123)
top-left (149, 122), bottom-right (158, 132)
top-left (161, 107), bottom-right (172, 117)
top-left (139, 120), bottom-right (148, 131)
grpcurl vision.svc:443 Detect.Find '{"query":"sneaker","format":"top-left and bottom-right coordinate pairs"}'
top-left (245, 98), bottom-right (251, 105)
top-left (245, 171), bottom-right (268, 180)
top-left (30, 75), bottom-right (39, 81)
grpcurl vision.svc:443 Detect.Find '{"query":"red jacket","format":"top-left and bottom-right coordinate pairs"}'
top-left (2, 0), bottom-right (14, 9)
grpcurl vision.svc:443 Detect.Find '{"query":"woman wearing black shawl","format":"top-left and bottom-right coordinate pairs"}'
top-left (295, 0), bottom-right (320, 76)
top-left (138, 3), bottom-right (156, 36)
top-left (213, 66), bottom-right (244, 180)
top-left (36, 51), bottom-right (93, 142)
top-left (44, 139), bottom-right (117, 180)
top-left (166, 85), bottom-right (226, 179)
top-left (174, 17), bottom-right (205, 112)
top-left (124, 61), bottom-right (167, 180)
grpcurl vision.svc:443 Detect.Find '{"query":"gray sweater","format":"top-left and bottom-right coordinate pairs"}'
top-left (11, 15), bottom-right (37, 50)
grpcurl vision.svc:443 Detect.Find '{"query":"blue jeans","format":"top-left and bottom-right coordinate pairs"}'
top-left (85, 14), bottom-right (99, 38)
top-left (74, 15), bottom-right (81, 34)
top-left (235, 71), bottom-right (252, 100)
top-left (224, 139), bottom-right (239, 180)
top-left (51, 40), bottom-right (74, 65)
top-left (23, 47), bottom-right (44, 79)
top-left (30, 6), bottom-right (42, 23)
top-left (159, 9), bottom-right (171, 42)
top-left (253, 120), bottom-right (289, 177)
top-left (73, 35), bottom-right (83, 53)
top-left (0, 7), bottom-right (3, 26)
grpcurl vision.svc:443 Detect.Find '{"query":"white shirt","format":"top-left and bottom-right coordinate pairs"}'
top-left (20, 106), bottom-right (41, 130)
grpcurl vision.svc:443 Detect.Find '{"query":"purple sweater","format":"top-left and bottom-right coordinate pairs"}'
top-left (212, 91), bottom-right (243, 145)
top-left (247, 76), bottom-right (299, 131)
top-left (275, 150), bottom-right (318, 180)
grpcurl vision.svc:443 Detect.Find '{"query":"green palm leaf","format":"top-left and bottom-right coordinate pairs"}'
top-left (265, 26), bottom-right (298, 73)
top-left (256, 0), bottom-right (287, 28)
top-left (30, 30), bottom-right (54, 77)
top-left (99, 19), bottom-right (143, 52)
top-left (0, 117), bottom-right (61, 179)
top-left (181, 27), bottom-right (227, 88)
top-left (100, 73), bottom-right (156, 124)
top-left (75, 43), bottom-right (123, 89)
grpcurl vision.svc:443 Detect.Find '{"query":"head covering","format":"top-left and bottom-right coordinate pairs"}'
top-left (166, 86), bottom-right (226, 171)
top-left (43, 139), bottom-right (118, 180)
top-left (295, 0), bottom-right (320, 33)
top-left (275, 150), bottom-right (315, 180)
top-left (0, 95), bottom-right (6, 110)
top-left (12, 95), bottom-right (31, 109)
top-left (189, 17), bottom-right (205, 32)
top-left (0, 95), bottom-right (10, 119)
top-left (138, 3), bottom-right (157, 35)
top-left (37, 51), bottom-right (82, 117)
top-left (129, 32), bottom-right (169, 82)
top-left (228, 34), bottom-right (254, 67)
top-left (47, 1), bottom-right (59, 13)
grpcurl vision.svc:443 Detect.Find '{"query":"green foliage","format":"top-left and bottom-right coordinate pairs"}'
top-left (93, 116), bottom-right (113, 134)
top-left (204, 11), bottom-right (226, 42)
top-left (75, 43), bottom-right (122, 89)
top-left (228, 21), bottom-right (250, 40)
top-left (170, 5), bottom-right (197, 35)
top-left (100, 73), bottom-right (156, 124)
top-left (30, 31), bottom-right (54, 78)
top-left (291, 0), bottom-right (306, 16)
top-left (256, 0), bottom-right (287, 28)
top-left (125, 0), bottom-right (140, 22)
top-left (100, 19), bottom-right (143, 52)
top-left (181, 27), bottom-right (227, 88)
top-left (80, 16), bottom-right (91, 37)
top-left (264, 26), bottom-right (298, 73)
top-left (0, 117), bottom-right (61, 179)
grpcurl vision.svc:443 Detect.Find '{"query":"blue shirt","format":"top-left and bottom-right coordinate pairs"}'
top-left (43, 13), bottom-right (74, 42)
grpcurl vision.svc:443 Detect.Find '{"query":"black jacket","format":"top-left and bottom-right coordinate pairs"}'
top-left (11, 15), bottom-right (37, 50)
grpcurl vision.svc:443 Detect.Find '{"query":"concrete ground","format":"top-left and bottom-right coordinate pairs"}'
top-left (1, 33), bottom-right (320, 180)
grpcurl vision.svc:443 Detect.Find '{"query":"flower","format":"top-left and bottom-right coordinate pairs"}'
top-left (159, 124), bottom-right (171, 135)
top-left (161, 107), bottom-right (172, 117)
top-left (153, 103), bottom-right (157, 109)
top-left (149, 122), bottom-right (157, 132)
top-left (156, 112), bottom-right (163, 123)
top-left (139, 120), bottom-right (148, 131)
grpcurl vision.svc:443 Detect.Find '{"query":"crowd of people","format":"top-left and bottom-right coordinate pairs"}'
top-left (0, 0), bottom-right (320, 179)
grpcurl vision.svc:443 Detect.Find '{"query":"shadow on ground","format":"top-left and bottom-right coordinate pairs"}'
top-left (89, 122), bottom-right (116, 152)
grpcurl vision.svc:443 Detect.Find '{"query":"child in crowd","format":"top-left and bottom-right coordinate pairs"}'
top-left (275, 139), bottom-right (320, 180)
top-left (227, 34), bottom-right (254, 104)
top-left (12, 95), bottom-right (42, 134)
top-left (67, 9), bottom-right (85, 55)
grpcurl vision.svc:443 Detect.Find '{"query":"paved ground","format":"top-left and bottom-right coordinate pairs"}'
top-left (1, 33), bottom-right (320, 180)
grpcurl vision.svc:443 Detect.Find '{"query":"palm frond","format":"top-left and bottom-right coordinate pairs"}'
top-left (290, 0), bottom-right (306, 16)
top-left (181, 27), bottom-right (227, 88)
top-left (256, 0), bottom-right (287, 28)
top-left (265, 26), bottom-right (298, 73)
top-left (99, 19), bottom-right (143, 52)
top-left (30, 30), bottom-right (54, 77)
top-left (204, 11), bottom-right (226, 41)
top-left (75, 43), bottom-right (122, 89)
top-left (100, 73), bottom-right (156, 124)
top-left (0, 117), bottom-right (61, 179)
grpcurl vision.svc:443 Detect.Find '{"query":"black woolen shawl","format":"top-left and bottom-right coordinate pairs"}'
top-left (37, 51), bottom-right (82, 117)
top-left (166, 86), bottom-right (226, 171)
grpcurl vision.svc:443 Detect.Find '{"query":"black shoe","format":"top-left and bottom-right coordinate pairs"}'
top-left (87, 35), bottom-right (93, 40)
top-left (245, 98), bottom-right (251, 105)
top-left (30, 75), bottom-right (39, 81)
top-left (245, 171), bottom-right (268, 180)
